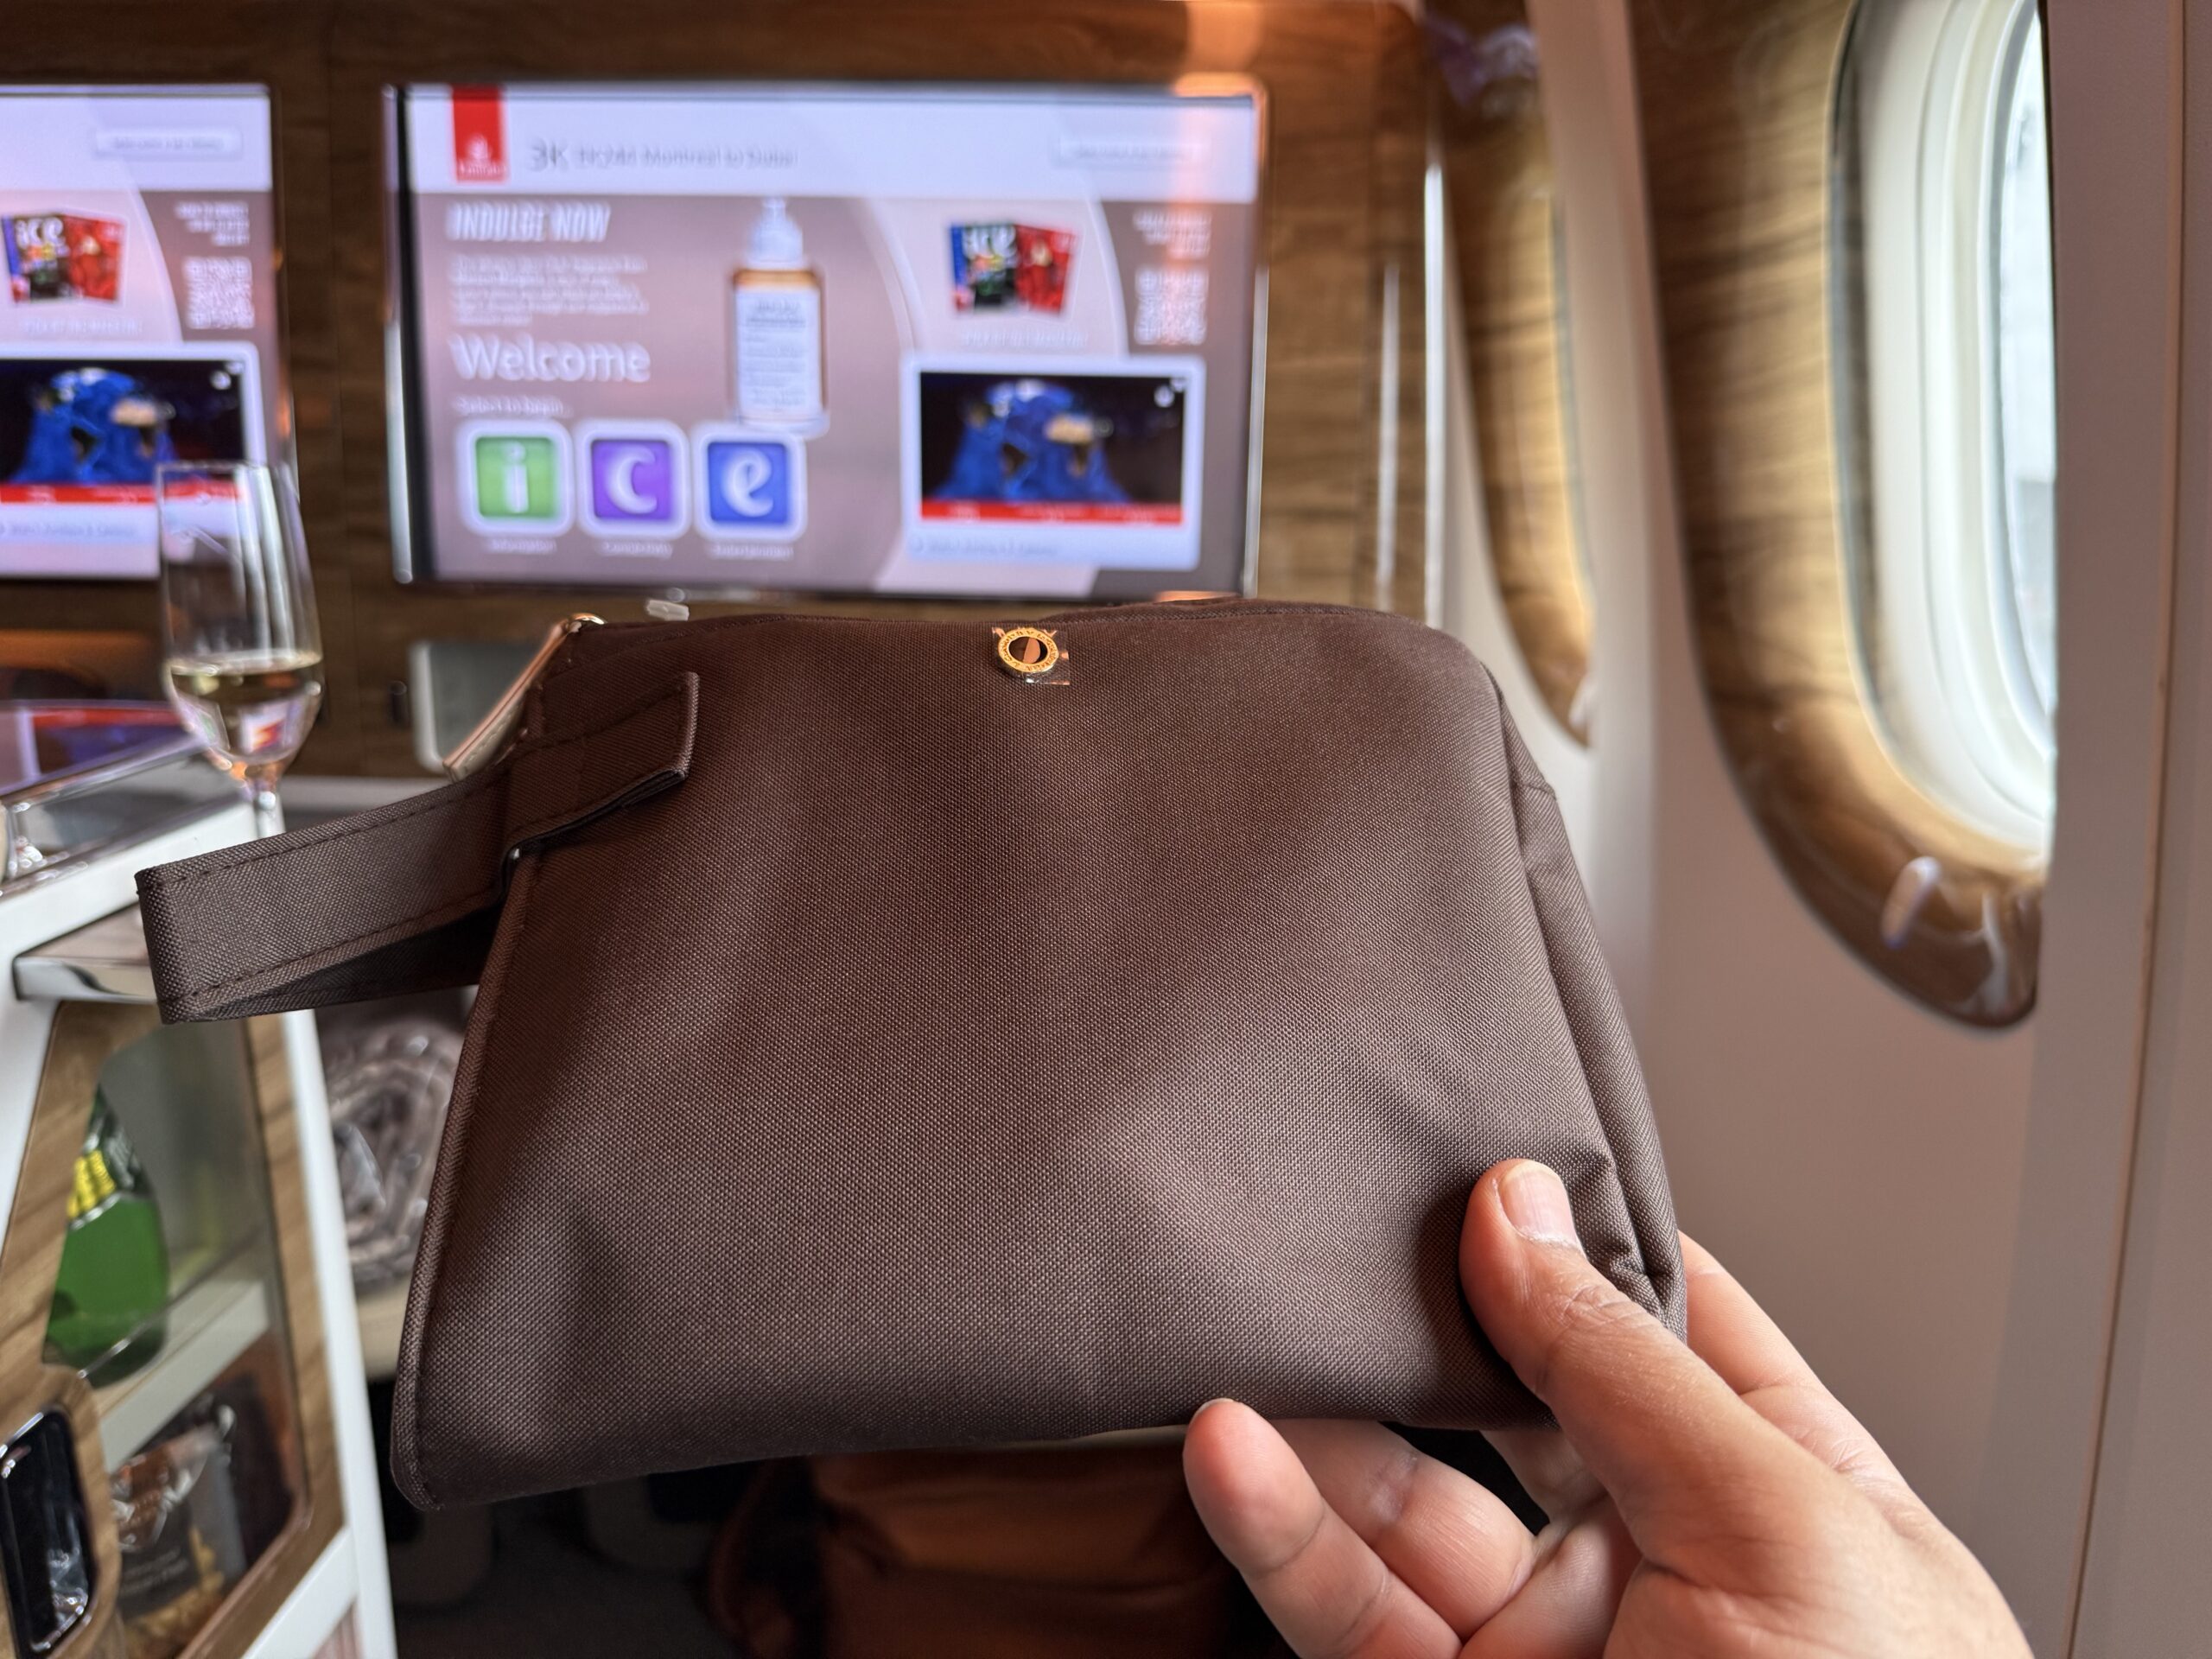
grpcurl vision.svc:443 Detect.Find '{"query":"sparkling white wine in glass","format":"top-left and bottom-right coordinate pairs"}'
top-left (156, 461), bottom-right (321, 833)
top-left (163, 647), bottom-right (325, 768)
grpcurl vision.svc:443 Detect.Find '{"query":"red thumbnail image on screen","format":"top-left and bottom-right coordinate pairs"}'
top-left (918, 500), bottom-right (1182, 525)
top-left (6, 214), bottom-right (124, 303)
top-left (0, 483), bottom-right (154, 504)
top-left (950, 223), bottom-right (1075, 314)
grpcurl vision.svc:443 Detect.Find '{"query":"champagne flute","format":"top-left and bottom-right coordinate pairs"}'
top-left (156, 461), bottom-right (322, 836)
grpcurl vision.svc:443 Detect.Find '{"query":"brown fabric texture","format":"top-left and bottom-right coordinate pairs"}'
top-left (137, 601), bottom-right (1684, 1509)
top-left (810, 1446), bottom-right (1283, 1659)
top-left (700, 1447), bottom-right (1287, 1659)
top-left (136, 664), bottom-right (698, 1020)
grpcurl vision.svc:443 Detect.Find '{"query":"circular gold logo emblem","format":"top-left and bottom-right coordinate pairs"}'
top-left (994, 626), bottom-right (1061, 678)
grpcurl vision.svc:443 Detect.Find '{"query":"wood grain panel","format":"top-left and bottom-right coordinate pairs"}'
top-left (189, 1018), bottom-right (345, 1659)
top-left (1435, 0), bottom-right (1591, 740)
top-left (1631, 0), bottom-right (2042, 1024)
top-left (3, 0), bottom-right (1433, 777)
top-left (0, 1004), bottom-right (343, 1659)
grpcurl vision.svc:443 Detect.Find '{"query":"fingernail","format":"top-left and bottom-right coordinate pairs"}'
top-left (1500, 1162), bottom-right (1579, 1245)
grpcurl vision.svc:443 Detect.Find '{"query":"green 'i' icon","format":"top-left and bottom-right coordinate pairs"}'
top-left (474, 434), bottom-right (558, 520)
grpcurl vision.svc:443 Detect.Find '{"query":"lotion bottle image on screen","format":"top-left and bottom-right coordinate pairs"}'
top-left (732, 198), bottom-right (826, 433)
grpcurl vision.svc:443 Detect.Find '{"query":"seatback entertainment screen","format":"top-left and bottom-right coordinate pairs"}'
top-left (0, 88), bottom-right (278, 581)
top-left (390, 83), bottom-right (1262, 598)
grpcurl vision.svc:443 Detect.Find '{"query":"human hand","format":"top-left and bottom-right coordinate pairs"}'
top-left (1183, 1159), bottom-right (2030, 1657)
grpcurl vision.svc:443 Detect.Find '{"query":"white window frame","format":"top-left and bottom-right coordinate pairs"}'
top-left (1842, 0), bottom-right (2054, 850)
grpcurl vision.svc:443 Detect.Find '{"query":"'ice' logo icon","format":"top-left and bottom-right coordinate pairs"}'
top-left (696, 431), bottom-right (805, 542)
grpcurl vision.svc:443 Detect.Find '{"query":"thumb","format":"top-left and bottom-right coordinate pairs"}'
top-left (1460, 1160), bottom-right (1837, 1561)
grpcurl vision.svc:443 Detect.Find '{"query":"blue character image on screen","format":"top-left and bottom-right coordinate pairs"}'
top-left (933, 380), bottom-right (1130, 505)
top-left (10, 368), bottom-right (176, 485)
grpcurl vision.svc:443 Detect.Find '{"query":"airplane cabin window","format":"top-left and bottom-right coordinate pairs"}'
top-left (1636, 0), bottom-right (2048, 1025)
top-left (1838, 0), bottom-right (2056, 852)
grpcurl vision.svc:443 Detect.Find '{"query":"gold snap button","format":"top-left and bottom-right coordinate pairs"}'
top-left (994, 626), bottom-right (1062, 679)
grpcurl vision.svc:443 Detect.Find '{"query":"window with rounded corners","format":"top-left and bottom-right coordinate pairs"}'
top-left (1433, 0), bottom-right (1594, 744)
top-left (1631, 0), bottom-right (2051, 1026)
top-left (1838, 0), bottom-right (2056, 850)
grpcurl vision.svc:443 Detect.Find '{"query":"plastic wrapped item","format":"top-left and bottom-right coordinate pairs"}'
top-left (47, 1088), bottom-right (170, 1375)
top-left (323, 1020), bottom-right (461, 1291)
top-left (113, 1411), bottom-right (243, 1659)
top-left (111, 1362), bottom-right (294, 1659)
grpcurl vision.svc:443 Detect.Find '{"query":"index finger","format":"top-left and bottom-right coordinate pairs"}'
top-left (1459, 1163), bottom-right (1838, 1574)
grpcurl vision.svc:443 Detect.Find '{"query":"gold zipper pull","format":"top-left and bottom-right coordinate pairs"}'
top-left (442, 613), bottom-right (603, 780)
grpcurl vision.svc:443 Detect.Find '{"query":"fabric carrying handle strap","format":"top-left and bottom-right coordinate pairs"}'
top-left (137, 670), bottom-right (698, 1023)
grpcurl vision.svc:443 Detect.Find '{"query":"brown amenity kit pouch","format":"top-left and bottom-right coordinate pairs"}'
top-left (137, 600), bottom-right (1684, 1510)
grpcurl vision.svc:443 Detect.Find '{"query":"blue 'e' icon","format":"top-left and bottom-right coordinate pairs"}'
top-left (702, 438), bottom-right (798, 533)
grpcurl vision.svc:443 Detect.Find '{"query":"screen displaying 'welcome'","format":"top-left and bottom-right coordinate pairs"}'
top-left (392, 83), bottom-right (1263, 600)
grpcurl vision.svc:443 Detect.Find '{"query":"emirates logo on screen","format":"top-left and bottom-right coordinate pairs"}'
top-left (452, 87), bottom-right (507, 184)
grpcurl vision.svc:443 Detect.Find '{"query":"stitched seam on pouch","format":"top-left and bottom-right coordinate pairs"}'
top-left (177, 961), bottom-right (469, 1020)
top-left (534, 603), bottom-right (1446, 690)
top-left (136, 766), bottom-right (505, 889)
top-left (415, 852), bottom-right (544, 1510)
top-left (1496, 682), bottom-right (1657, 1297)
top-left (401, 663), bottom-right (552, 1505)
top-left (514, 677), bottom-right (686, 761)
top-left (502, 696), bottom-right (683, 842)
top-left (1513, 803), bottom-right (1649, 1287)
top-left (186, 887), bottom-right (503, 998)
top-left (502, 690), bottom-right (671, 844)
